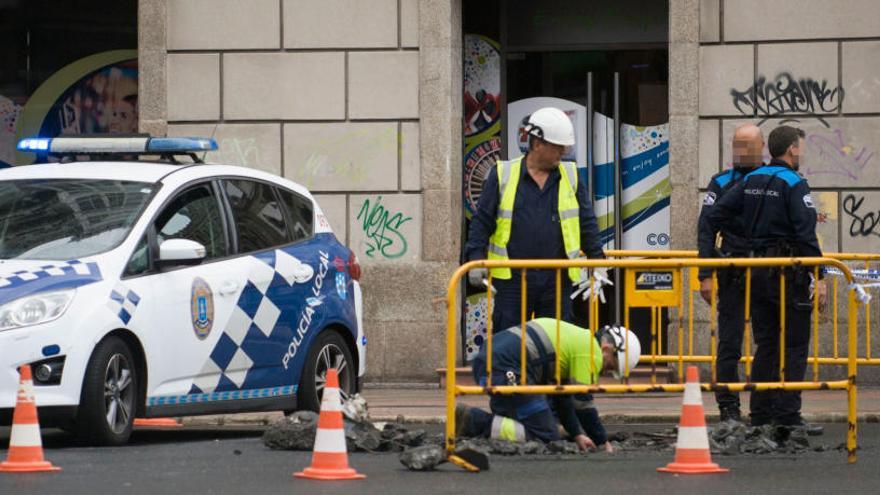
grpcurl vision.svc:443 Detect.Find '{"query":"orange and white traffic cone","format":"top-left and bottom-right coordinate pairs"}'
top-left (658, 366), bottom-right (728, 474)
top-left (294, 368), bottom-right (365, 481)
top-left (134, 418), bottom-right (181, 427)
top-left (0, 365), bottom-right (60, 473)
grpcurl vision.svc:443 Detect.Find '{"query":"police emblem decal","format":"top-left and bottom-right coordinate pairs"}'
top-left (703, 191), bottom-right (716, 206)
top-left (190, 277), bottom-right (214, 340)
top-left (803, 194), bottom-right (815, 209)
top-left (336, 272), bottom-right (347, 300)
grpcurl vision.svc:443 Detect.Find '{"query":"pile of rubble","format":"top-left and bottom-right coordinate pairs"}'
top-left (262, 410), bottom-right (444, 454)
top-left (261, 395), bottom-right (834, 471)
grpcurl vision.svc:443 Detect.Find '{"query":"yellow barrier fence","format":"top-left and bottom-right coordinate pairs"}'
top-left (446, 257), bottom-right (862, 465)
top-left (604, 250), bottom-right (880, 372)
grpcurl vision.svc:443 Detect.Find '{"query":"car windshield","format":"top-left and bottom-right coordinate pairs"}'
top-left (0, 179), bottom-right (154, 260)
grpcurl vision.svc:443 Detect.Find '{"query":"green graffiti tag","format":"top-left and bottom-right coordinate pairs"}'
top-left (357, 195), bottom-right (412, 259)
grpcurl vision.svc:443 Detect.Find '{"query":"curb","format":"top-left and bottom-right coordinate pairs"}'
top-left (177, 412), bottom-right (880, 427)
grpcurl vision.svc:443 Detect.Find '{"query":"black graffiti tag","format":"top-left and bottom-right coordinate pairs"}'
top-left (357, 195), bottom-right (412, 259)
top-left (843, 194), bottom-right (880, 238)
top-left (730, 73), bottom-right (844, 121)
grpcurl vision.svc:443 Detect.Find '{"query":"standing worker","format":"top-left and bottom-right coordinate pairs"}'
top-left (697, 123), bottom-right (765, 423)
top-left (465, 107), bottom-right (607, 330)
top-left (455, 319), bottom-right (641, 451)
top-left (707, 125), bottom-right (826, 433)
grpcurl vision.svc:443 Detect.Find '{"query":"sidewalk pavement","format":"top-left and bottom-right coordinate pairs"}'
top-left (180, 386), bottom-right (880, 427)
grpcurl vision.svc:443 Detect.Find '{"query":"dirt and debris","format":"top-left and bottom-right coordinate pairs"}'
top-left (399, 445), bottom-right (446, 471)
top-left (263, 397), bottom-right (829, 459)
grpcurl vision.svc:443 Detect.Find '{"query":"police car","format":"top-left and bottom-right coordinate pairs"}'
top-left (0, 136), bottom-right (365, 445)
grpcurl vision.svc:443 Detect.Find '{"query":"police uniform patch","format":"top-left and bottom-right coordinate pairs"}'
top-left (703, 191), bottom-right (716, 206)
top-left (190, 277), bottom-right (214, 340)
top-left (803, 194), bottom-right (815, 209)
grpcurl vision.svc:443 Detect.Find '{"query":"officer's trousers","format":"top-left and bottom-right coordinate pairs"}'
top-left (715, 268), bottom-right (746, 413)
top-left (491, 276), bottom-right (573, 332)
top-left (749, 267), bottom-right (812, 425)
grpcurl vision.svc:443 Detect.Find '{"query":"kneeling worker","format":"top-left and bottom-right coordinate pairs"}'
top-left (455, 318), bottom-right (641, 452)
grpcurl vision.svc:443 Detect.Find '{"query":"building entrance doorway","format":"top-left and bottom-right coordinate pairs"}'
top-left (461, 0), bottom-right (670, 366)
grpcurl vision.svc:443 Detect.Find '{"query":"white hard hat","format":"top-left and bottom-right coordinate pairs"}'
top-left (524, 107), bottom-right (575, 147)
top-left (596, 325), bottom-right (642, 379)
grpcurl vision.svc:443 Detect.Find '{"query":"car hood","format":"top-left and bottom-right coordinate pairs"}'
top-left (0, 259), bottom-right (104, 306)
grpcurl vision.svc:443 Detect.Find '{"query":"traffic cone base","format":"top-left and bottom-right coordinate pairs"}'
top-left (658, 366), bottom-right (728, 475)
top-left (0, 365), bottom-right (60, 473)
top-left (293, 369), bottom-right (364, 481)
top-left (134, 418), bottom-right (182, 427)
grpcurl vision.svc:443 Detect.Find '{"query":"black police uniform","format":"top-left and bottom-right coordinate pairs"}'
top-left (697, 165), bottom-right (759, 419)
top-left (707, 158), bottom-right (822, 426)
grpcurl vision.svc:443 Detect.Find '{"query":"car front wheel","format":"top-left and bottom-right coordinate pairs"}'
top-left (297, 330), bottom-right (355, 412)
top-left (76, 336), bottom-right (138, 446)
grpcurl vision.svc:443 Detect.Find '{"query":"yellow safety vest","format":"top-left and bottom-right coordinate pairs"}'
top-left (487, 156), bottom-right (583, 282)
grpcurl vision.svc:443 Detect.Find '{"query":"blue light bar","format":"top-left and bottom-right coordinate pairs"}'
top-left (15, 136), bottom-right (218, 155)
top-left (147, 137), bottom-right (217, 152)
top-left (17, 138), bottom-right (51, 152)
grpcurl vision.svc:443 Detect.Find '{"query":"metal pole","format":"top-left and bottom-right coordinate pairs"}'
top-left (586, 72), bottom-right (594, 202)
top-left (613, 72), bottom-right (622, 324)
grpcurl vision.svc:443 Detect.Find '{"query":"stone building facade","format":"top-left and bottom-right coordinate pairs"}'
top-left (135, 0), bottom-right (880, 382)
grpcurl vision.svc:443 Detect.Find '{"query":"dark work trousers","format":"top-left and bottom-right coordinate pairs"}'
top-left (714, 268), bottom-right (747, 413)
top-left (464, 368), bottom-right (561, 443)
top-left (749, 267), bottom-right (813, 426)
top-left (491, 274), bottom-right (573, 332)
top-left (486, 277), bottom-right (599, 440)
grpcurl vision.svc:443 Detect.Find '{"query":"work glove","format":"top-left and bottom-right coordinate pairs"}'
top-left (571, 267), bottom-right (613, 304)
top-left (467, 267), bottom-right (496, 294)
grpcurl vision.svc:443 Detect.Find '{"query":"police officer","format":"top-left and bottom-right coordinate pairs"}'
top-left (707, 125), bottom-right (827, 431)
top-left (697, 123), bottom-right (765, 423)
top-left (455, 319), bottom-right (640, 452)
top-left (465, 107), bottom-right (606, 330)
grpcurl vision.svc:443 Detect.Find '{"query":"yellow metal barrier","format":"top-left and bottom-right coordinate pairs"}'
top-left (446, 257), bottom-right (861, 464)
top-left (606, 250), bottom-right (880, 368)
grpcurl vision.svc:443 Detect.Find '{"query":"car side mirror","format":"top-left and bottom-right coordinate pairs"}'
top-left (159, 239), bottom-right (206, 266)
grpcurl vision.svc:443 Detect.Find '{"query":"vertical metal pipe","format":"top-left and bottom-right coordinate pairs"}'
top-left (678, 268), bottom-right (685, 383)
top-left (613, 72), bottom-right (623, 324)
top-left (587, 72), bottom-right (594, 202)
top-left (847, 289), bottom-right (858, 464)
top-left (711, 269), bottom-right (718, 384)
top-left (556, 269), bottom-right (562, 386)
top-left (780, 273), bottom-right (786, 383)
top-left (813, 266), bottom-right (820, 381)
top-left (521, 269), bottom-right (527, 385)
top-left (485, 271), bottom-right (495, 391)
top-left (745, 267), bottom-right (753, 381)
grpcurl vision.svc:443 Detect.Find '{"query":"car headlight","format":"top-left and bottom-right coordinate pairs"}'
top-left (0, 290), bottom-right (76, 331)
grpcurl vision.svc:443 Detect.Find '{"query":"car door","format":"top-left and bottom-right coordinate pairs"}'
top-left (215, 178), bottom-right (318, 391)
top-left (129, 181), bottom-right (251, 402)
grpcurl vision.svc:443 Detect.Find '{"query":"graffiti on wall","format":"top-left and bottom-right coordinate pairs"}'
top-left (730, 72), bottom-right (845, 124)
top-left (804, 127), bottom-right (875, 181)
top-left (843, 193), bottom-right (880, 239)
top-left (356, 195), bottom-right (412, 260)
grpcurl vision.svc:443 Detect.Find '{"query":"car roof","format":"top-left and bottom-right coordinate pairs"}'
top-left (0, 161), bottom-right (315, 199)
top-left (0, 161), bottom-right (183, 183)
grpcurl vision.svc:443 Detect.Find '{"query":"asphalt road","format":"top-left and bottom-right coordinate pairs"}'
top-left (1, 423), bottom-right (878, 495)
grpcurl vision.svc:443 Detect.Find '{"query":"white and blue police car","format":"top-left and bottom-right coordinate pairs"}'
top-left (0, 136), bottom-right (365, 445)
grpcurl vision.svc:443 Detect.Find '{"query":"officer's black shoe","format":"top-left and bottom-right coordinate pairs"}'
top-left (786, 418), bottom-right (824, 436)
top-left (750, 416), bottom-right (772, 427)
top-left (719, 407), bottom-right (742, 423)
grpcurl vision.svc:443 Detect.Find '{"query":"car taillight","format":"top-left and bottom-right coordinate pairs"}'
top-left (348, 250), bottom-right (361, 281)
